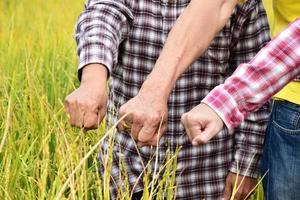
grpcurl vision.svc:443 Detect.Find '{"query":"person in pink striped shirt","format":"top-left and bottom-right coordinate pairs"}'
top-left (181, 18), bottom-right (300, 199)
top-left (181, 18), bottom-right (300, 144)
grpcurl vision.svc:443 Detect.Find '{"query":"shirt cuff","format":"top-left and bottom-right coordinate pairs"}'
top-left (77, 44), bottom-right (114, 81)
top-left (201, 85), bottom-right (245, 131)
top-left (229, 148), bottom-right (261, 178)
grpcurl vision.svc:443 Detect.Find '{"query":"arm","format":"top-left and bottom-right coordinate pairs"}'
top-left (181, 18), bottom-right (300, 145)
top-left (206, 3), bottom-right (271, 199)
top-left (118, 0), bottom-right (238, 145)
top-left (203, 18), bottom-right (300, 130)
top-left (65, 0), bottom-right (133, 129)
top-left (183, 2), bottom-right (272, 199)
top-left (141, 0), bottom-right (238, 98)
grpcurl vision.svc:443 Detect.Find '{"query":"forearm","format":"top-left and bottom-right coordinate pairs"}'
top-left (202, 18), bottom-right (300, 129)
top-left (142, 0), bottom-right (237, 97)
top-left (81, 64), bottom-right (108, 87)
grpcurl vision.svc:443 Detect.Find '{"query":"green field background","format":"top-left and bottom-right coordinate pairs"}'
top-left (0, 0), bottom-right (264, 199)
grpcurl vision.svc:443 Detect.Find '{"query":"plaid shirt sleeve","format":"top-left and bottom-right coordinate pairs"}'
top-left (202, 18), bottom-right (300, 129)
top-left (74, 0), bottom-right (133, 80)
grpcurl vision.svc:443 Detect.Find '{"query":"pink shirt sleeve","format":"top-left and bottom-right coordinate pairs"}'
top-left (202, 18), bottom-right (300, 130)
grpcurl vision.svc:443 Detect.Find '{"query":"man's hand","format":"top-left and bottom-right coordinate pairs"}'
top-left (118, 87), bottom-right (168, 147)
top-left (222, 172), bottom-right (257, 200)
top-left (181, 103), bottom-right (224, 145)
top-left (64, 64), bottom-right (108, 131)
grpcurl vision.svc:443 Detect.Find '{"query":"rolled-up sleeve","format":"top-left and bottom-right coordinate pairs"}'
top-left (75, 0), bottom-right (133, 80)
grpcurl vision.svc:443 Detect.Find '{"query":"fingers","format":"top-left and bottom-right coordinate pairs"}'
top-left (181, 112), bottom-right (203, 144)
top-left (131, 119), bottom-right (142, 141)
top-left (137, 121), bottom-right (166, 146)
top-left (118, 99), bottom-right (167, 147)
top-left (181, 103), bottom-right (224, 145)
top-left (191, 123), bottom-right (218, 145)
top-left (83, 111), bottom-right (99, 130)
top-left (118, 116), bottom-right (162, 146)
top-left (138, 121), bottom-right (157, 143)
top-left (117, 118), bottom-right (130, 132)
top-left (137, 134), bottom-right (158, 147)
top-left (117, 108), bottom-right (143, 141)
top-left (65, 100), bottom-right (84, 127)
top-left (64, 92), bottom-right (105, 131)
top-left (117, 105), bottom-right (133, 132)
top-left (66, 103), bottom-right (78, 126)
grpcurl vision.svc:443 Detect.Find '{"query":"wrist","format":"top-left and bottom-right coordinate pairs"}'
top-left (141, 59), bottom-right (180, 100)
top-left (140, 78), bottom-right (171, 102)
top-left (81, 64), bottom-right (108, 85)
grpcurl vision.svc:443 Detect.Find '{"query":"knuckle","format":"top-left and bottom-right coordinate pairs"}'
top-left (86, 99), bottom-right (96, 108)
top-left (64, 97), bottom-right (70, 105)
top-left (185, 113), bottom-right (193, 122)
top-left (133, 116), bottom-right (143, 125)
top-left (64, 96), bottom-right (74, 107)
top-left (119, 105), bottom-right (126, 116)
top-left (148, 114), bottom-right (160, 125)
top-left (153, 112), bottom-right (160, 120)
top-left (183, 115), bottom-right (193, 125)
top-left (87, 100), bottom-right (99, 111)
top-left (181, 113), bottom-right (188, 123)
top-left (76, 99), bottom-right (86, 107)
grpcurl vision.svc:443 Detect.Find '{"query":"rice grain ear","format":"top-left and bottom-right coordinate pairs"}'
top-left (55, 114), bottom-right (129, 200)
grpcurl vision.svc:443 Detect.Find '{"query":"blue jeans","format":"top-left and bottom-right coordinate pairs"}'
top-left (261, 100), bottom-right (300, 200)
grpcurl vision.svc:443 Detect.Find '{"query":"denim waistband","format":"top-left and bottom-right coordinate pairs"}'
top-left (273, 99), bottom-right (300, 111)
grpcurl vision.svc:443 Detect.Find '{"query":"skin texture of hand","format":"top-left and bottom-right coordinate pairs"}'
top-left (64, 64), bottom-right (108, 131)
top-left (181, 103), bottom-right (224, 145)
top-left (118, 86), bottom-right (168, 147)
top-left (222, 172), bottom-right (257, 200)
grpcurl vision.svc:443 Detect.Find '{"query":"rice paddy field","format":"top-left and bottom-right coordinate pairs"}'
top-left (0, 0), bottom-right (264, 199)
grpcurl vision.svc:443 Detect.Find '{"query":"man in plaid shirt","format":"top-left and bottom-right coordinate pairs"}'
top-left (182, 18), bottom-right (300, 199)
top-left (65, 0), bottom-right (270, 199)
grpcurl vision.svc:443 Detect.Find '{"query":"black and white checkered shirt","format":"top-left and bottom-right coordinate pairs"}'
top-left (75, 0), bottom-right (271, 199)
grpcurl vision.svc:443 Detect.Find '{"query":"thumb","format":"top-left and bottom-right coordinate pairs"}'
top-left (191, 122), bottom-right (220, 145)
top-left (222, 177), bottom-right (233, 200)
top-left (138, 122), bottom-right (156, 143)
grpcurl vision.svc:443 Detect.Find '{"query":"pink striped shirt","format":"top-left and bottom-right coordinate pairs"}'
top-left (202, 18), bottom-right (300, 129)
